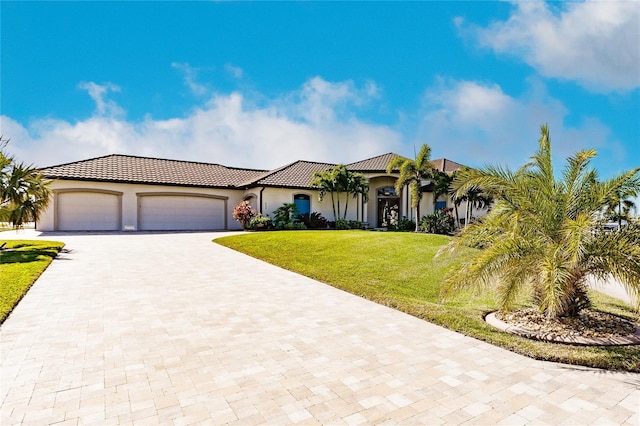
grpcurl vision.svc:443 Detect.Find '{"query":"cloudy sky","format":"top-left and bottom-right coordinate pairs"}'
top-left (2, 1), bottom-right (639, 180)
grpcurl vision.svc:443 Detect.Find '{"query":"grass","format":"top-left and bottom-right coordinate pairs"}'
top-left (0, 240), bottom-right (65, 324)
top-left (216, 230), bottom-right (640, 372)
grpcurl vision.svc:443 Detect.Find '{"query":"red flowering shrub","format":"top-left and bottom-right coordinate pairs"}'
top-left (233, 201), bottom-right (255, 229)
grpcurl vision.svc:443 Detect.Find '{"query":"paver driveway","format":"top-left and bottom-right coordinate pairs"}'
top-left (1, 231), bottom-right (638, 425)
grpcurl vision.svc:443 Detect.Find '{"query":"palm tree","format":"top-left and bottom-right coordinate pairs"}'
top-left (443, 125), bottom-right (640, 319)
top-left (311, 164), bottom-right (368, 222)
top-left (386, 144), bottom-right (437, 232)
top-left (604, 187), bottom-right (638, 229)
top-left (343, 172), bottom-right (369, 220)
top-left (0, 137), bottom-right (52, 228)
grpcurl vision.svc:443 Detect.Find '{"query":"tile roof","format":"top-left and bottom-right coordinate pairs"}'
top-left (40, 154), bottom-right (267, 188)
top-left (430, 158), bottom-right (467, 173)
top-left (347, 153), bottom-right (408, 171)
top-left (248, 160), bottom-right (336, 188)
top-left (39, 153), bottom-right (470, 190)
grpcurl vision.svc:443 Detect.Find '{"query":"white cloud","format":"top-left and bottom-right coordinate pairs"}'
top-left (417, 78), bottom-right (623, 172)
top-left (171, 62), bottom-right (208, 96)
top-left (77, 82), bottom-right (124, 117)
top-left (1, 77), bottom-right (401, 169)
top-left (469, 1), bottom-right (640, 92)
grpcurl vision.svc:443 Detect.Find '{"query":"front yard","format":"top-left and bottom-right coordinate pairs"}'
top-left (216, 230), bottom-right (640, 372)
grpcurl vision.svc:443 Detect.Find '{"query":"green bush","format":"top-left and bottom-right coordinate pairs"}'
top-left (335, 218), bottom-right (349, 230)
top-left (295, 212), bottom-right (328, 229)
top-left (419, 209), bottom-right (454, 234)
top-left (389, 217), bottom-right (415, 232)
top-left (249, 214), bottom-right (273, 230)
top-left (348, 220), bottom-right (364, 230)
top-left (273, 203), bottom-right (298, 228)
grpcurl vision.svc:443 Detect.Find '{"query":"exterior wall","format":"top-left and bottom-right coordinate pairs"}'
top-left (257, 187), bottom-right (338, 221)
top-left (37, 180), bottom-right (245, 231)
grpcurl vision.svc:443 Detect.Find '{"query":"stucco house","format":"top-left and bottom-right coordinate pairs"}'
top-left (36, 152), bottom-right (480, 232)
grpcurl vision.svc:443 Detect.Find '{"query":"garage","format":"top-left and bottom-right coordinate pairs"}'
top-left (138, 194), bottom-right (225, 231)
top-left (57, 191), bottom-right (121, 231)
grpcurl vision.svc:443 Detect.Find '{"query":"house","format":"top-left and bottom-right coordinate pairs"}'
top-left (36, 152), bottom-right (483, 232)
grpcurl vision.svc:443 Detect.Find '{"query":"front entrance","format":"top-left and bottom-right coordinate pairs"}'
top-left (377, 187), bottom-right (400, 227)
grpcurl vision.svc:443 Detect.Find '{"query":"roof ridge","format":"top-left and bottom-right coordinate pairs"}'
top-left (40, 153), bottom-right (268, 173)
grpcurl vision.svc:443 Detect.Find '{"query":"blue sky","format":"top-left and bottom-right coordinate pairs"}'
top-left (1, 1), bottom-right (639, 183)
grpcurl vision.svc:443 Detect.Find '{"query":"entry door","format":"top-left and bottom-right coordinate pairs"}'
top-left (377, 198), bottom-right (400, 227)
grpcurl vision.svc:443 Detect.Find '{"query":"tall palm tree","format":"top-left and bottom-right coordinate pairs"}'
top-left (1, 138), bottom-right (52, 228)
top-left (443, 125), bottom-right (640, 319)
top-left (343, 172), bottom-right (369, 220)
top-left (386, 144), bottom-right (437, 232)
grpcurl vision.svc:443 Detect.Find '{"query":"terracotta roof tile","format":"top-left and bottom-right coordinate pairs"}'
top-left (347, 153), bottom-right (408, 171)
top-left (430, 158), bottom-right (467, 173)
top-left (250, 160), bottom-right (336, 188)
top-left (40, 154), bottom-right (266, 188)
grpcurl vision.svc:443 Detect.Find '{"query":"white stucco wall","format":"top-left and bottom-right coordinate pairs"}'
top-left (37, 180), bottom-right (245, 231)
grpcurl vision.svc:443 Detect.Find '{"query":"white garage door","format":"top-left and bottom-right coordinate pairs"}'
top-left (139, 195), bottom-right (225, 231)
top-left (57, 192), bottom-right (120, 231)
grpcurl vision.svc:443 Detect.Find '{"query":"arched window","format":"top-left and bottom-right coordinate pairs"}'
top-left (293, 194), bottom-right (311, 216)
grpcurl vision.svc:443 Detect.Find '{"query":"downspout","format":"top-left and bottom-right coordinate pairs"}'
top-left (259, 187), bottom-right (266, 214)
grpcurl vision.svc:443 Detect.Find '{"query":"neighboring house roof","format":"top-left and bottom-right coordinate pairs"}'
top-left (40, 153), bottom-right (471, 190)
top-left (39, 154), bottom-right (267, 189)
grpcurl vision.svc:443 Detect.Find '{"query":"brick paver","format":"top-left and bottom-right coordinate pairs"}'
top-left (1, 231), bottom-right (638, 425)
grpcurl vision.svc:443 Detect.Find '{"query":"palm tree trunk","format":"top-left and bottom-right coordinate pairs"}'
top-left (330, 192), bottom-right (337, 222)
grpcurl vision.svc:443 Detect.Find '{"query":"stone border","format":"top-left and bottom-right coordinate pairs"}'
top-left (485, 312), bottom-right (640, 346)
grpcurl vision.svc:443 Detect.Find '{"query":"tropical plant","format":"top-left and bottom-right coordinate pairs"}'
top-left (310, 164), bottom-right (369, 222)
top-left (443, 125), bottom-right (640, 319)
top-left (248, 214), bottom-right (273, 230)
top-left (1, 137), bottom-right (52, 228)
top-left (604, 187), bottom-right (637, 229)
top-left (232, 200), bottom-right (256, 229)
top-left (335, 218), bottom-right (349, 230)
top-left (295, 212), bottom-right (328, 229)
top-left (420, 208), bottom-right (455, 235)
top-left (386, 144), bottom-right (437, 232)
top-left (388, 217), bottom-right (416, 232)
top-left (273, 203), bottom-right (299, 228)
top-left (450, 175), bottom-right (493, 227)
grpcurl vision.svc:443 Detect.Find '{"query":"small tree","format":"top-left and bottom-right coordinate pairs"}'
top-left (1, 137), bottom-right (52, 228)
top-left (442, 125), bottom-right (640, 319)
top-left (232, 200), bottom-right (255, 229)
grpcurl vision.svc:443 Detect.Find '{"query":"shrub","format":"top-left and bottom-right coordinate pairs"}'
top-left (295, 212), bottom-right (328, 229)
top-left (232, 200), bottom-right (255, 229)
top-left (273, 203), bottom-right (298, 228)
top-left (248, 214), bottom-right (273, 230)
top-left (348, 220), bottom-right (364, 230)
top-left (420, 208), bottom-right (454, 234)
top-left (335, 218), bottom-right (349, 230)
top-left (389, 217), bottom-right (415, 232)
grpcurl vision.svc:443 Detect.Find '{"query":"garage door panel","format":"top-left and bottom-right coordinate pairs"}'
top-left (139, 195), bottom-right (224, 230)
top-left (57, 192), bottom-right (120, 231)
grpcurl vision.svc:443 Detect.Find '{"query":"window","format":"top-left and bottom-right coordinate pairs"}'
top-left (294, 194), bottom-right (310, 216)
top-left (377, 187), bottom-right (398, 197)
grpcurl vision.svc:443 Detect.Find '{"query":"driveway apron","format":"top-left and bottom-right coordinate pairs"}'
top-left (1, 231), bottom-right (638, 425)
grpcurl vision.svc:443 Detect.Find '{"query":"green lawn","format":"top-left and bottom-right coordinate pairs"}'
top-left (216, 230), bottom-right (640, 372)
top-left (0, 240), bottom-right (65, 324)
